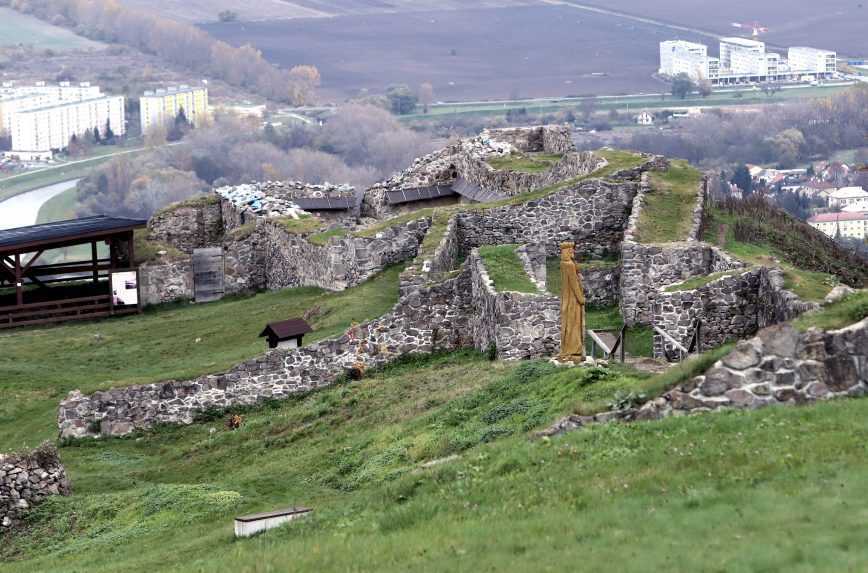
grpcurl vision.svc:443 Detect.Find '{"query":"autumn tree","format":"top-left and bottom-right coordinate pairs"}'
top-left (418, 82), bottom-right (434, 114)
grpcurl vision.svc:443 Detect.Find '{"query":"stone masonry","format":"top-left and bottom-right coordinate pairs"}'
top-left (469, 248), bottom-right (560, 360)
top-left (543, 318), bottom-right (868, 436)
top-left (1, 443), bottom-right (71, 530)
top-left (147, 196), bottom-right (223, 254)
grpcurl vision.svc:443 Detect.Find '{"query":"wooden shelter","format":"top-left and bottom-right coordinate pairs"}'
top-left (259, 318), bottom-right (313, 350)
top-left (0, 215), bottom-right (147, 328)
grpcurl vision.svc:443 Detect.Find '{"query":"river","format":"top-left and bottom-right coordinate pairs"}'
top-left (0, 179), bottom-right (79, 230)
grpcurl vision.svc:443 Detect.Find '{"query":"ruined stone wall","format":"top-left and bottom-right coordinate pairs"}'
top-left (139, 258), bottom-right (193, 305)
top-left (581, 264), bottom-right (622, 307)
top-left (482, 125), bottom-right (575, 154)
top-left (652, 269), bottom-right (762, 359)
top-left (544, 319), bottom-right (868, 436)
top-left (468, 249), bottom-right (560, 360)
top-left (147, 198), bottom-right (223, 254)
top-left (757, 268), bottom-right (820, 328)
top-left (453, 151), bottom-right (601, 198)
top-left (263, 218), bottom-right (430, 291)
top-left (620, 242), bottom-right (743, 325)
top-left (59, 261), bottom-right (474, 439)
top-left (1, 443), bottom-right (70, 530)
top-left (458, 178), bottom-right (639, 260)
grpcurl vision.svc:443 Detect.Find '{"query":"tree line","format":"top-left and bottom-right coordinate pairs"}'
top-left (75, 105), bottom-right (434, 219)
top-left (4, 0), bottom-right (320, 104)
top-left (578, 86), bottom-right (868, 168)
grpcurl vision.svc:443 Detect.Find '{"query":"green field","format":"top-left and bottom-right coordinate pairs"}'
top-left (402, 84), bottom-right (856, 123)
top-left (635, 160), bottom-right (702, 244)
top-left (0, 265), bottom-right (404, 448)
top-left (0, 7), bottom-right (102, 50)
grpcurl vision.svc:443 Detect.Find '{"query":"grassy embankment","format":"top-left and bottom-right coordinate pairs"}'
top-left (702, 197), bottom-right (868, 301)
top-left (486, 152), bottom-right (564, 173)
top-left (478, 244), bottom-right (539, 293)
top-left (2, 318), bottom-right (868, 571)
top-left (633, 159), bottom-right (702, 244)
top-left (0, 265), bottom-right (404, 449)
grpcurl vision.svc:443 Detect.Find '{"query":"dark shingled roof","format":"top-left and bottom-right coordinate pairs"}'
top-left (385, 185), bottom-right (457, 205)
top-left (0, 216), bottom-right (147, 254)
top-left (259, 318), bottom-right (313, 340)
top-left (293, 197), bottom-right (355, 211)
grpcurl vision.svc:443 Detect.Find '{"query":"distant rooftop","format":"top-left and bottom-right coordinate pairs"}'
top-left (721, 37), bottom-right (765, 48)
top-left (808, 212), bottom-right (868, 223)
top-left (829, 187), bottom-right (868, 199)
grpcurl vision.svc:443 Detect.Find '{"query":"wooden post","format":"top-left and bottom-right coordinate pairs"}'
top-left (620, 324), bottom-right (626, 363)
top-left (127, 231), bottom-right (136, 267)
top-left (91, 241), bottom-right (99, 284)
top-left (14, 253), bottom-right (22, 307)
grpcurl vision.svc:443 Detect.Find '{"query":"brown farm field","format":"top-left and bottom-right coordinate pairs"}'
top-left (118, 0), bottom-right (539, 23)
top-left (572, 0), bottom-right (867, 55)
top-left (202, 5), bottom-right (702, 101)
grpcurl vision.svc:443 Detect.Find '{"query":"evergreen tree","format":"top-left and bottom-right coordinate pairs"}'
top-left (731, 164), bottom-right (753, 196)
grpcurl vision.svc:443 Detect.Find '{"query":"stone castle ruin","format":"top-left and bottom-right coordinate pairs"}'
top-left (59, 125), bottom-right (844, 440)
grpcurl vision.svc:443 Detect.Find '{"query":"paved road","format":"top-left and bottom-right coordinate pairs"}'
top-left (0, 179), bottom-right (78, 230)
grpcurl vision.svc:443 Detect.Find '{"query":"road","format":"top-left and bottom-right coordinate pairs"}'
top-left (0, 179), bottom-right (79, 230)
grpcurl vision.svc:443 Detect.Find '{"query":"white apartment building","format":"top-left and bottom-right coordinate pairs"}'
top-left (788, 47), bottom-right (837, 75)
top-left (140, 85), bottom-right (209, 135)
top-left (659, 41), bottom-right (714, 81)
top-left (827, 187), bottom-right (868, 210)
top-left (720, 38), bottom-right (767, 75)
top-left (808, 212), bottom-right (868, 240)
top-left (7, 95), bottom-right (125, 161)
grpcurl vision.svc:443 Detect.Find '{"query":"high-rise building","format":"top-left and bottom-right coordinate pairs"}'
top-left (139, 85), bottom-right (209, 135)
top-left (7, 95), bottom-right (125, 161)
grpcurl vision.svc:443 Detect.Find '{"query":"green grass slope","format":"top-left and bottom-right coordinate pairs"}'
top-left (478, 244), bottom-right (539, 293)
top-left (2, 351), bottom-right (868, 572)
top-left (635, 159), bottom-right (702, 244)
top-left (703, 197), bottom-right (868, 300)
top-left (0, 266), bottom-right (403, 449)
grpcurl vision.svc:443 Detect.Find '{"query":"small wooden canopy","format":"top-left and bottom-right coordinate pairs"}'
top-left (259, 318), bottom-right (312, 343)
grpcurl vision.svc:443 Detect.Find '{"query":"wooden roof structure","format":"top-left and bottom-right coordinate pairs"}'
top-left (0, 215), bottom-right (147, 329)
top-left (259, 318), bottom-right (313, 340)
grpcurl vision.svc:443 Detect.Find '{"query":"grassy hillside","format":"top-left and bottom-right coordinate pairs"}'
top-left (634, 160), bottom-right (702, 244)
top-left (702, 197), bottom-right (868, 299)
top-left (0, 7), bottom-right (102, 50)
top-left (0, 266), bottom-right (403, 449)
top-left (3, 348), bottom-right (868, 572)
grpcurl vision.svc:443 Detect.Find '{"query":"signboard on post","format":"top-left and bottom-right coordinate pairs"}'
top-left (110, 270), bottom-right (140, 308)
top-left (193, 247), bottom-right (225, 303)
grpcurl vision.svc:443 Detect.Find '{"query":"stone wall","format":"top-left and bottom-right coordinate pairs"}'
top-left (651, 267), bottom-right (821, 360)
top-left (468, 249), bottom-right (560, 360)
top-left (581, 264), bottom-right (622, 307)
top-left (620, 242), bottom-right (743, 325)
top-left (544, 318), bottom-right (868, 435)
top-left (1, 443), bottom-right (71, 530)
top-left (453, 151), bottom-right (601, 199)
top-left (458, 177), bottom-right (640, 259)
top-left (147, 197), bottom-right (223, 254)
top-left (139, 258), bottom-right (193, 305)
top-left (59, 257), bottom-right (475, 439)
top-left (263, 218), bottom-right (430, 291)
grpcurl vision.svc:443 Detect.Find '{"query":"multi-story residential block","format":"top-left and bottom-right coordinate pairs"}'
top-left (7, 95), bottom-right (125, 161)
top-left (788, 47), bottom-right (837, 76)
top-left (0, 82), bottom-right (103, 136)
top-left (827, 187), bottom-right (868, 210)
top-left (659, 41), bottom-right (712, 81)
top-left (808, 211), bottom-right (868, 240)
top-left (139, 85), bottom-right (209, 135)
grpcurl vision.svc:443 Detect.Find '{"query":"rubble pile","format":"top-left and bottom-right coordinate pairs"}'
top-left (215, 184), bottom-right (309, 220)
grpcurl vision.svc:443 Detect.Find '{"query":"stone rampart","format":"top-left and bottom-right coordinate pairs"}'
top-left (458, 177), bottom-right (639, 259)
top-left (147, 197), bottom-right (223, 254)
top-left (263, 218), bottom-right (430, 291)
top-left (1, 443), bottom-right (71, 530)
top-left (453, 151), bottom-right (600, 198)
top-left (544, 318), bottom-right (868, 435)
top-left (651, 267), bottom-right (821, 360)
top-left (140, 258), bottom-right (193, 305)
top-left (469, 249), bottom-right (560, 360)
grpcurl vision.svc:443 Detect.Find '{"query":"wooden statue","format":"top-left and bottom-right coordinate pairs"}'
top-left (558, 242), bottom-right (586, 363)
